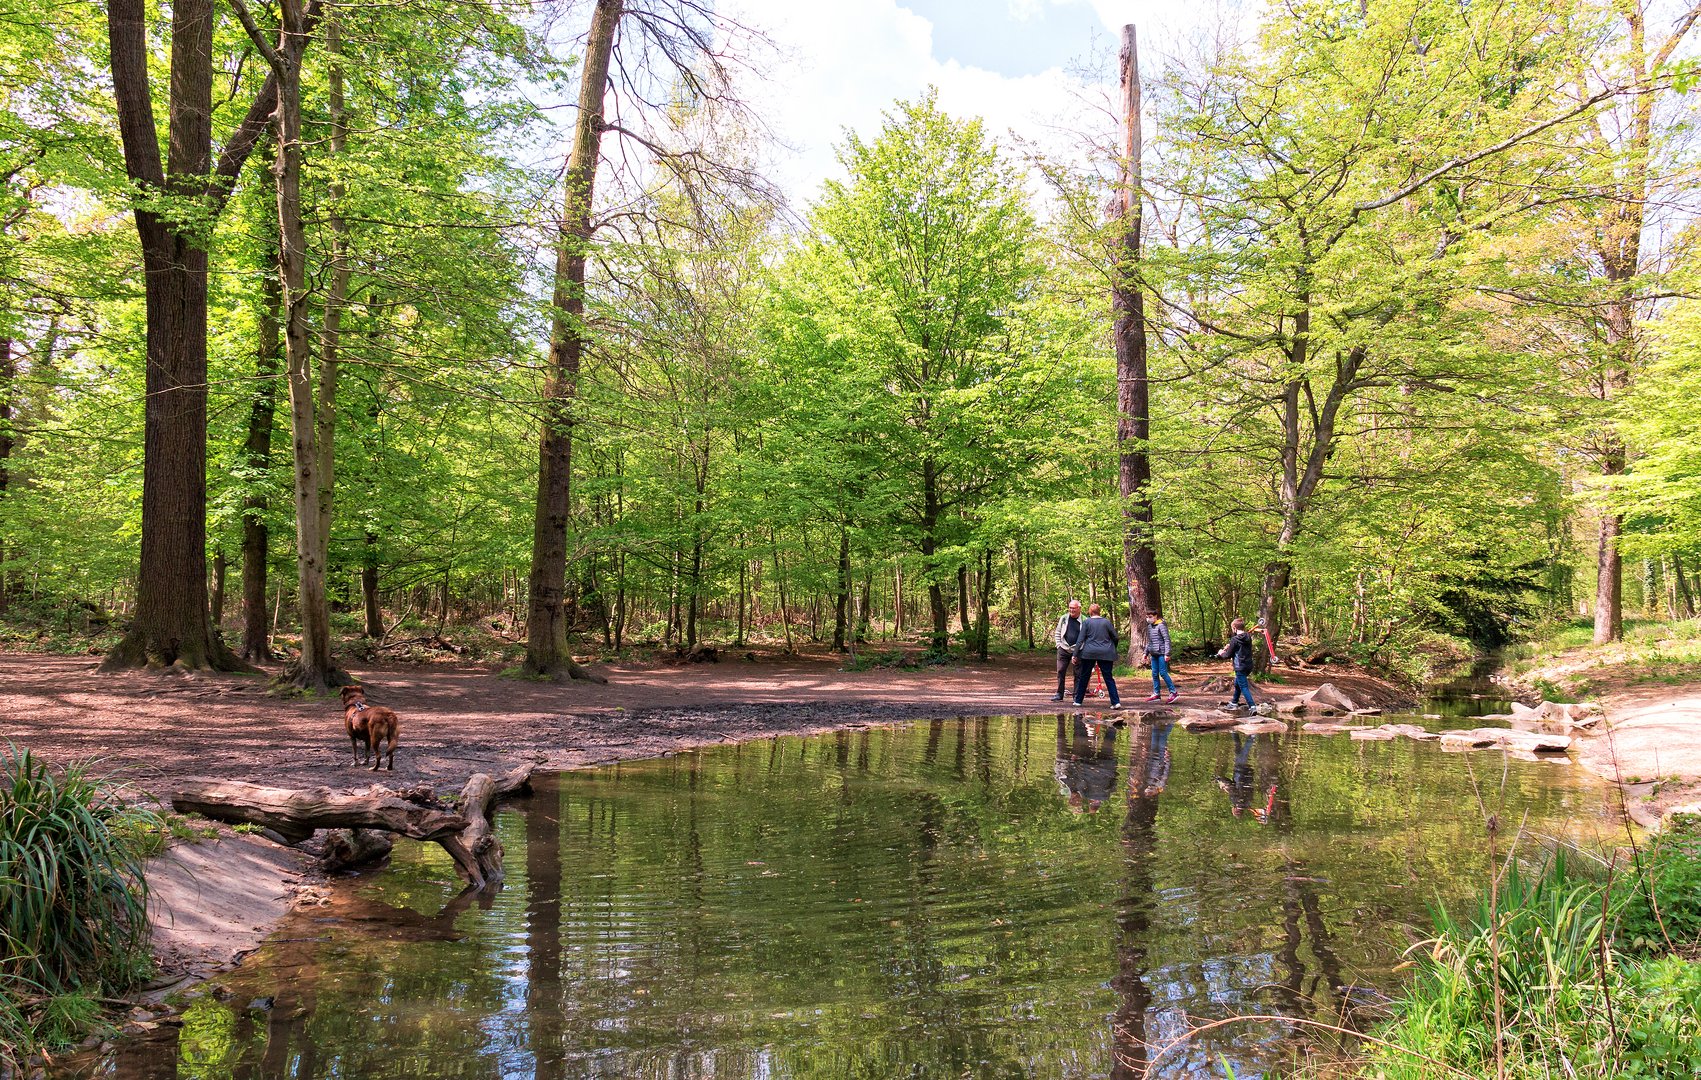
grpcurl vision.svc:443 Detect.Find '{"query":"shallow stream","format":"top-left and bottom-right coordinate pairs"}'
top-left (95, 712), bottom-right (1614, 1079)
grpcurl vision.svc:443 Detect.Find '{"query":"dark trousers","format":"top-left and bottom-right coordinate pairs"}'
top-left (1233, 672), bottom-right (1256, 705)
top-left (1072, 657), bottom-right (1121, 706)
top-left (1055, 649), bottom-right (1076, 695)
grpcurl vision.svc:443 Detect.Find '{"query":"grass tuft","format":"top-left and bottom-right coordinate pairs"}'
top-left (0, 744), bottom-right (156, 1065)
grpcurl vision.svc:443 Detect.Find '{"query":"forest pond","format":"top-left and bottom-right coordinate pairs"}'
top-left (94, 714), bottom-right (1616, 1079)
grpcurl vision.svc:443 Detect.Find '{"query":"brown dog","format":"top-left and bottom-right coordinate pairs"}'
top-left (339, 684), bottom-right (399, 771)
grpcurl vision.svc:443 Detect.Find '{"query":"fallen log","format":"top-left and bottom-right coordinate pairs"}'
top-left (321, 828), bottom-right (395, 872)
top-left (440, 764), bottom-right (536, 890)
top-left (171, 781), bottom-right (469, 845)
top-left (173, 764), bottom-right (539, 888)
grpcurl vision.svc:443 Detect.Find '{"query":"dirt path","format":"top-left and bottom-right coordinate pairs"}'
top-left (1576, 683), bottom-right (1701, 829)
top-left (0, 649), bottom-right (1410, 799)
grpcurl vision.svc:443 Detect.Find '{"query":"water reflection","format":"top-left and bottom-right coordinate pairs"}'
top-left (1055, 716), bottom-right (1119, 813)
top-left (88, 715), bottom-right (1618, 1080)
top-left (1219, 733), bottom-right (1279, 823)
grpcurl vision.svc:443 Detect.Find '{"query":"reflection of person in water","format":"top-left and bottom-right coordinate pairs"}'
top-left (1217, 732), bottom-right (1279, 822)
top-left (1055, 715), bottom-right (1119, 813)
top-left (1136, 718), bottom-right (1173, 798)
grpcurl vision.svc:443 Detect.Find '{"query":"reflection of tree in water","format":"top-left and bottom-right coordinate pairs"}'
top-left (1111, 719), bottom-right (1167, 1079)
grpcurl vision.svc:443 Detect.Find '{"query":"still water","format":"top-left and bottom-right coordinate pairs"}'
top-left (100, 715), bottom-right (1615, 1079)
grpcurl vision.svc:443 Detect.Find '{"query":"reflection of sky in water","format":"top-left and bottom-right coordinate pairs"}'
top-left (95, 714), bottom-right (1617, 1080)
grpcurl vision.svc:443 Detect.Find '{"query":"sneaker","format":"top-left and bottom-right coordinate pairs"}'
top-left (1048, 694), bottom-right (1064, 702)
top-left (1110, 702), bottom-right (1124, 710)
top-left (1144, 694), bottom-right (1161, 702)
top-left (1071, 700), bottom-right (1085, 707)
top-left (1166, 692), bottom-right (1180, 704)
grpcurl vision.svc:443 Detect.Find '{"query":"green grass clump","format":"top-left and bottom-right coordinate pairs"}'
top-left (1614, 814), bottom-right (1701, 956)
top-left (1362, 849), bottom-right (1701, 1079)
top-left (0, 745), bottom-right (156, 1065)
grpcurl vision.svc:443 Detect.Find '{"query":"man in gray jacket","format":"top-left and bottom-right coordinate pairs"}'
top-left (1070, 603), bottom-right (1124, 709)
top-left (1050, 599), bottom-right (1084, 701)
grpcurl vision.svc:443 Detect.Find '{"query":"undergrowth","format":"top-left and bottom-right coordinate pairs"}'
top-left (0, 745), bottom-right (157, 1069)
top-left (1359, 840), bottom-right (1701, 1079)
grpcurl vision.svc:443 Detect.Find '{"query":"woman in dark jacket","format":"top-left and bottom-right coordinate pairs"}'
top-left (1070, 603), bottom-right (1123, 709)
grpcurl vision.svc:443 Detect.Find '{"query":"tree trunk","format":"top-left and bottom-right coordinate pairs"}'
top-left (957, 563), bottom-right (971, 635)
top-left (102, 0), bottom-right (288, 674)
top-left (922, 458), bottom-right (948, 654)
top-left (833, 526), bottom-right (850, 652)
top-left (240, 215), bottom-right (281, 661)
top-left (1673, 554), bottom-right (1696, 618)
top-left (975, 547), bottom-right (992, 661)
top-left (857, 566), bottom-right (872, 644)
top-left (210, 548), bottom-right (226, 628)
top-left (0, 335), bottom-right (13, 611)
top-left (524, 0), bottom-right (623, 682)
top-left (361, 532), bottom-right (381, 638)
top-left (1594, 505), bottom-right (1624, 644)
top-left (261, 0), bottom-right (340, 691)
top-left (1114, 24), bottom-right (1161, 664)
top-left (736, 556), bottom-right (747, 646)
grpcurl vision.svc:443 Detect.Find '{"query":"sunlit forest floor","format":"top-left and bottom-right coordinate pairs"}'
top-left (0, 646), bottom-right (1408, 799)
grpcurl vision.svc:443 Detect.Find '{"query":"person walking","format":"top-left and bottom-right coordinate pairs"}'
top-left (1050, 599), bottom-right (1085, 702)
top-left (1216, 616), bottom-right (1257, 710)
top-left (1142, 610), bottom-right (1178, 704)
top-left (1071, 603), bottom-right (1123, 709)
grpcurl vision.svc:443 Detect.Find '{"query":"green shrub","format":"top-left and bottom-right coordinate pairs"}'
top-left (1614, 814), bottom-right (1701, 955)
top-left (0, 744), bottom-right (154, 1061)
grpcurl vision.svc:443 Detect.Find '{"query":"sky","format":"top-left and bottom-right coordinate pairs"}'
top-left (718, 0), bottom-right (1250, 208)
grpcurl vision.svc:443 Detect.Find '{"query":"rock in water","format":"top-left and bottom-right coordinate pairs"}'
top-left (1438, 728), bottom-right (1571, 754)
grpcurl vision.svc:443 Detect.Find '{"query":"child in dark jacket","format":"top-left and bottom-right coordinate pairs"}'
top-left (1216, 617), bottom-right (1257, 708)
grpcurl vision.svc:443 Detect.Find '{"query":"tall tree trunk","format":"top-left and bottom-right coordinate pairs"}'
top-left (922, 457), bottom-right (948, 654)
top-left (524, 0), bottom-right (622, 681)
top-left (957, 563), bottom-right (970, 635)
top-left (1672, 555), bottom-right (1696, 618)
top-left (241, 0), bottom-right (340, 690)
top-left (975, 547), bottom-right (992, 661)
top-left (240, 216), bottom-right (281, 661)
top-left (103, 0), bottom-right (267, 673)
top-left (1114, 24), bottom-right (1161, 664)
top-left (857, 566), bottom-right (872, 644)
top-left (361, 532), bottom-right (381, 638)
top-left (0, 335), bottom-right (14, 613)
top-left (833, 526), bottom-right (850, 653)
top-left (736, 556), bottom-right (747, 646)
top-left (210, 548), bottom-right (226, 628)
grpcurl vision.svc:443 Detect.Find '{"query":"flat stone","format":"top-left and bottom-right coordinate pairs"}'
top-left (1350, 728), bottom-right (1397, 740)
top-left (1234, 721), bottom-right (1287, 735)
top-left (1438, 727), bottom-right (1571, 753)
top-left (1380, 724), bottom-right (1438, 741)
top-left (1300, 722), bottom-right (1369, 735)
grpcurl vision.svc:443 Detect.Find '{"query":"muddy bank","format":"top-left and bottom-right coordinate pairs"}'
top-left (141, 832), bottom-right (321, 993)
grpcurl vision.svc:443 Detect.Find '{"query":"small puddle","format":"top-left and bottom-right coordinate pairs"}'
top-left (89, 714), bottom-right (1615, 1079)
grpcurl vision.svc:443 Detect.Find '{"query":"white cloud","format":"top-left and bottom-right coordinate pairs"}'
top-left (719, 0), bottom-right (1252, 214)
top-left (724, 0), bottom-right (1104, 211)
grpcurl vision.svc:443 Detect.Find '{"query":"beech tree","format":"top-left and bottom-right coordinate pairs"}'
top-left (102, 0), bottom-right (311, 671)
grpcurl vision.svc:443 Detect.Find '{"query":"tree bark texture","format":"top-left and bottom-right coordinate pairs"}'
top-left (240, 220), bottom-right (281, 661)
top-left (525, 0), bottom-right (623, 681)
top-left (1114, 24), bottom-right (1161, 663)
top-left (102, 0), bottom-right (294, 673)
